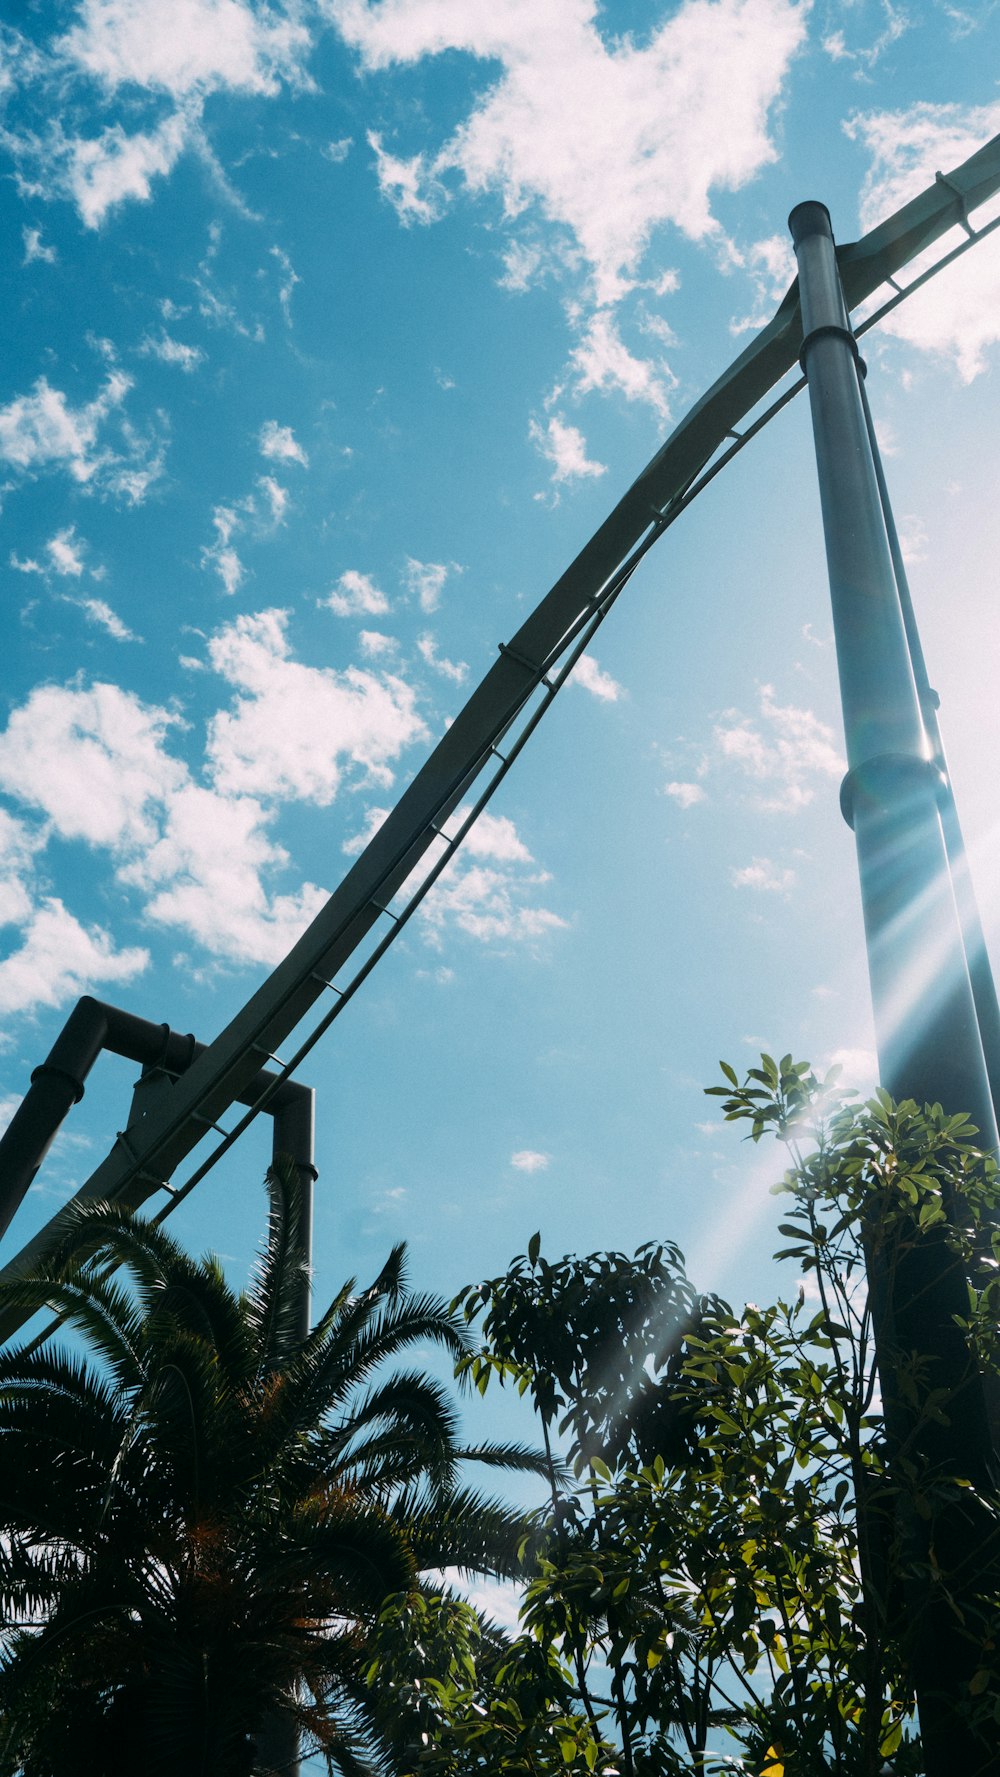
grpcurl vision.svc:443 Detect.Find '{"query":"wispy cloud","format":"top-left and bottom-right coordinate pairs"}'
top-left (713, 684), bottom-right (844, 813)
top-left (529, 413), bottom-right (606, 484)
top-left (0, 370), bottom-right (161, 497)
top-left (511, 1149), bottom-right (550, 1172)
top-left (572, 653), bottom-right (622, 703)
top-left (569, 310), bottom-right (674, 418)
top-left (343, 800), bottom-right (564, 950)
top-left (417, 632), bottom-right (468, 684)
top-left (665, 780), bottom-right (706, 809)
top-left (730, 857), bottom-right (796, 894)
top-left (138, 328), bottom-right (205, 371)
top-left (258, 419), bottom-right (309, 467)
top-left (22, 224), bottom-right (56, 265)
top-left (405, 556), bottom-right (452, 614)
top-left (69, 596), bottom-right (141, 642)
top-left (323, 569), bottom-right (390, 618)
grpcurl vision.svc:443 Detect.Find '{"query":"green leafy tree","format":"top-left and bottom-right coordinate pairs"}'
top-left (0, 1162), bottom-right (541, 1777)
top-left (443, 1056), bottom-right (1000, 1775)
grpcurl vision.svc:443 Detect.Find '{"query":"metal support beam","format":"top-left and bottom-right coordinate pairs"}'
top-left (790, 198), bottom-right (999, 1777)
top-left (0, 996), bottom-right (314, 1245)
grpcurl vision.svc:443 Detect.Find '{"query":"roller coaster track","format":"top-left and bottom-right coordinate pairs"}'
top-left (2, 133), bottom-right (1000, 1328)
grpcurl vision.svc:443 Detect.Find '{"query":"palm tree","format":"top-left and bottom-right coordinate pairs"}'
top-left (0, 1163), bottom-right (539, 1777)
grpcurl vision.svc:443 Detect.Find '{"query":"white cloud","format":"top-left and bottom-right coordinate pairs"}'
top-left (665, 780), bottom-right (706, 808)
top-left (825, 1045), bottom-right (879, 1093)
top-left (730, 857), bottom-right (796, 894)
top-left (0, 812), bottom-right (43, 930)
top-left (420, 860), bottom-right (567, 947)
top-left (0, 680), bottom-right (185, 849)
top-left (847, 100), bottom-right (1000, 383)
top-left (200, 472), bottom-right (290, 592)
top-left (71, 596), bottom-right (141, 642)
top-left (367, 129), bottom-right (447, 225)
top-left (256, 474), bottom-right (289, 525)
top-left (530, 413), bottom-right (606, 484)
top-left (332, 0), bottom-right (808, 305)
top-left (821, 1), bottom-right (911, 71)
top-left (498, 238), bottom-right (545, 292)
top-left (22, 225), bottom-right (56, 265)
top-left (138, 328), bottom-right (205, 371)
top-left (46, 527), bottom-right (87, 577)
top-left (713, 684), bottom-right (844, 812)
top-left (449, 809), bottom-right (532, 864)
top-left (0, 664), bottom-right (329, 974)
top-left (341, 803), bottom-right (390, 858)
top-left (324, 568), bottom-right (390, 617)
top-left (358, 630), bottom-right (398, 658)
top-left (258, 419), bottom-right (309, 466)
top-left (570, 310), bottom-right (674, 417)
top-left (64, 111), bottom-right (192, 229)
top-left (0, 898), bottom-right (148, 1017)
top-left (344, 799), bottom-right (564, 948)
top-left (194, 224), bottom-right (266, 341)
top-left (0, 370), bottom-right (131, 485)
top-left (728, 232), bottom-right (796, 334)
top-left (120, 780), bottom-right (327, 965)
top-left (202, 503), bottom-right (246, 595)
top-left (572, 653), bottom-right (622, 702)
top-left (324, 135), bottom-right (353, 163)
top-left (58, 0), bottom-right (313, 100)
top-left (270, 244), bottom-right (300, 324)
top-left (405, 556), bottom-right (451, 613)
top-left (898, 513), bottom-right (928, 566)
top-left (510, 1149), bottom-right (550, 1172)
top-left (417, 632), bottom-right (468, 684)
top-left (206, 607), bottom-right (427, 801)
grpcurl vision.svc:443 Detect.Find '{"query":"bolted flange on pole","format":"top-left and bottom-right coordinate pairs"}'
top-left (790, 198), bottom-right (1000, 1777)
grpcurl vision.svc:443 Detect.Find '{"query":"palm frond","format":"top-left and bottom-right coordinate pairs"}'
top-left (456, 1439), bottom-right (551, 1477)
top-left (395, 1484), bottom-right (537, 1580)
top-left (242, 1156), bottom-right (310, 1375)
top-left (0, 1270), bottom-right (145, 1389)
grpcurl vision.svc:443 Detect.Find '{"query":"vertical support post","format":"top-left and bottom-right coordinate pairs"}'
top-left (856, 369), bottom-right (1000, 1123)
top-left (256, 1086), bottom-right (315, 1777)
top-left (790, 199), bottom-right (999, 1777)
top-left (271, 1087), bottom-right (315, 1346)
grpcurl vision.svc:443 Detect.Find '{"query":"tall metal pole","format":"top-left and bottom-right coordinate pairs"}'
top-left (789, 200), bottom-right (999, 1776)
top-left (857, 370), bottom-right (1000, 1122)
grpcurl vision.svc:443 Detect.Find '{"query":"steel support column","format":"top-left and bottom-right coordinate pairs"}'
top-left (790, 199), bottom-right (999, 1777)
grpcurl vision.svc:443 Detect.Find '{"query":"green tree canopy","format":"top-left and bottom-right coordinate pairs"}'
top-left (386, 1057), bottom-right (1000, 1777)
top-left (0, 1160), bottom-right (542, 1777)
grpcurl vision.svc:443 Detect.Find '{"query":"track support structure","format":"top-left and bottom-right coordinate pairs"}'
top-left (790, 198), bottom-right (999, 1777)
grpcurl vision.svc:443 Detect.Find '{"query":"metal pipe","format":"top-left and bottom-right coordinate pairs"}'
top-left (790, 199), bottom-right (999, 1777)
top-left (0, 996), bottom-right (312, 1244)
top-left (856, 370), bottom-right (1000, 1123)
top-left (789, 201), bottom-right (997, 1143)
top-left (258, 1086), bottom-right (315, 1777)
top-left (270, 1086), bottom-right (315, 1350)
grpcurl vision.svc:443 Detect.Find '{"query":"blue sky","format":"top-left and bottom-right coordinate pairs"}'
top-left (2, 0), bottom-right (1000, 1346)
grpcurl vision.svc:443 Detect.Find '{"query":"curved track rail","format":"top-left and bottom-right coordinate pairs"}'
top-left (2, 135), bottom-right (1000, 1328)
